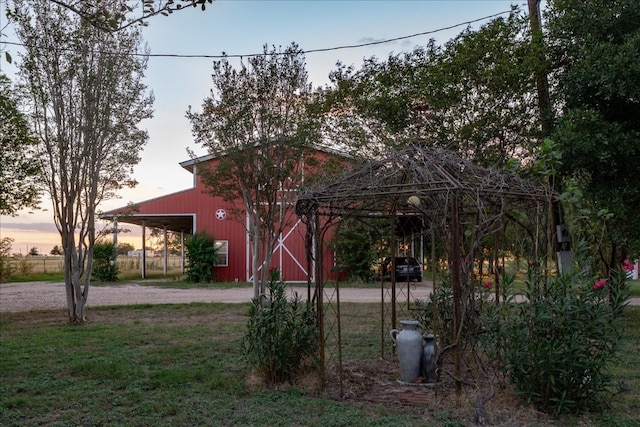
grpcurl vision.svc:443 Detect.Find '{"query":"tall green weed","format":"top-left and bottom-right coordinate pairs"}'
top-left (242, 269), bottom-right (318, 384)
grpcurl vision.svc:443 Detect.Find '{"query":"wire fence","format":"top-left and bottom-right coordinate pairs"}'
top-left (5, 255), bottom-right (184, 276)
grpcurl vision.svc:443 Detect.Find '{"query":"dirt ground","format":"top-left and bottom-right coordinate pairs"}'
top-left (0, 280), bottom-right (435, 313)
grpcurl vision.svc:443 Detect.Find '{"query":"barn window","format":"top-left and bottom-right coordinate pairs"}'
top-left (215, 240), bottom-right (228, 266)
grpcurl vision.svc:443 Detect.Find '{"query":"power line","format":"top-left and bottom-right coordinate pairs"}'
top-left (300, 9), bottom-right (515, 56)
top-left (1, 9), bottom-right (515, 59)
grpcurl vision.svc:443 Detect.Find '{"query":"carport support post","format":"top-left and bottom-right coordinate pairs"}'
top-left (113, 217), bottom-right (118, 264)
top-left (163, 225), bottom-right (168, 277)
top-left (180, 231), bottom-right (185, 274)
top-left (141, 221), bottom-right (146, 279)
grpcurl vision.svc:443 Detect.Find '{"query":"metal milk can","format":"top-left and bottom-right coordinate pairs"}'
top-left (389, 320), bottom-right (423, 383)
top-left (421, 333), bottom-right (441, 382)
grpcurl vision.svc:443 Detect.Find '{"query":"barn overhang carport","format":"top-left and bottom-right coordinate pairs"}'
top-left (100, 213), bottom-right (195, 278)
top-left (101, 213), bottom-right (194, 234)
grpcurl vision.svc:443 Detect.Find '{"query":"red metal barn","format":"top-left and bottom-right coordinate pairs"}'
top-left (102, 146), bottom-right (345, 283)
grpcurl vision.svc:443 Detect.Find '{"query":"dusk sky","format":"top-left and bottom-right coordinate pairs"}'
top-left (1, 0), bottom-right (526, 254)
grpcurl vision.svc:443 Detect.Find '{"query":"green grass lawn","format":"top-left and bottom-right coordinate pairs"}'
top-left (0, 303), bottom-right (424, 427)
top-left (1, 302), bottom-right (639, 426)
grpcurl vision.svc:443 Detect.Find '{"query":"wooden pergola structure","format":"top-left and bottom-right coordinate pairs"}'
top-left (295, 143), bottom-right (552, 395)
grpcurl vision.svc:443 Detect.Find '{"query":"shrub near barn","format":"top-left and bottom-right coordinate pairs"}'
top-left (92, 242), bottom-right (118, 282)
top-left (185, 232), bottom-right (217, 283)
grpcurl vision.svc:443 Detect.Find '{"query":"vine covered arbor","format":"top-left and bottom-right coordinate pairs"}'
top-left (295, 144), bottom-right (551, 395)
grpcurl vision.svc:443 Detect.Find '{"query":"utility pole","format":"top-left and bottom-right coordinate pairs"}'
top-left (528, 0), bottom-right (570, 268)
top-left (528, 0), bottom-right (553, 136)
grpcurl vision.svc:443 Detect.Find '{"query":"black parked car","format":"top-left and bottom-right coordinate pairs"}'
top-left (379, 257), bottom-right (422, 282)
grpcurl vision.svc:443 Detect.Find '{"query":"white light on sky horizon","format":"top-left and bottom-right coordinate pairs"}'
top-left (0, 0), bottom-right (524, 255)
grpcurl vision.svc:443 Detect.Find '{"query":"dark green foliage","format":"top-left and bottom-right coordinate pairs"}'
top-left (49, 245), bottom-right (63, 255)
top-left (0, 74), bottom-right (40, 216)
top-left (423, 11), bottom-right (539, 167)
top-left (243, 269), bottom-right (318, 384)
top-left (185, 232), bottom-right (217, 283)
top-left (548, 0), bottom-right (640, 260)
top-left (412, 276), bottom-right (455, 347)
top-left (332, 218), bottom-right (382, 282)
top-left (0, 237), bottom-right (15, 283)
top-left (91, 242), bottom-right (118, 282)
top-left (484, 260), bottom-right (630, 414)
top-left (324, 10), bottom-right (539, 167)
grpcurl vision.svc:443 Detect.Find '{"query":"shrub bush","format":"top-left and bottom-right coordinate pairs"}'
top-left (242, 269), bottom-right (318, 384)
top-left (0, 237), bottom-right (14, 282)
top-left (185, 232), bottom-right (217, 283)
top-left (331, 218), bottom-right (383, 282)
top-left (484, 260), bottom-right (630, 414)
top-left (92, 242), bottom-right (118, 282)
top-left (412, 276), bottom-right (455, 347)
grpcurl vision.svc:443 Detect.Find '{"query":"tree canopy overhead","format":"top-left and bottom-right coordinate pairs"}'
top-left (318, 0), bottom-right (639, 269)
top-left (323, 9), bottom-right (541, 168)
top-left (50, 0), bottom-right (214, 31)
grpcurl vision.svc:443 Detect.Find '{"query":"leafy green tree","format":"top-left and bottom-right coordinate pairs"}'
top-left (10, 0), bottom-right (153, 322)
top-left (116, 242), bottom-right (135, 256)
top-left (546, 0), bottom-right (640, 269)
top-left (421, 11), bottom-right (540, 167)
top-left (50, 245), bottom-right (64, 256)
top-left (0, 74), bottom-right (40, 216)
top-left (187, 43), bottom-right (320, 299)
top-left (332, 218), bottom-right (383, 282)
top-left (185, 232), bottom-right (217, 283)
top-left (325, 9), bottom-right (541, 168)
top-left (28, 247), bottom-right (39, 256)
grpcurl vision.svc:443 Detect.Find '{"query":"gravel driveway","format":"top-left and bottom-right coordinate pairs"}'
top-left (2, 281), bottom-right (637, 313)
top-left (0, 281), bottom-right (434, 313)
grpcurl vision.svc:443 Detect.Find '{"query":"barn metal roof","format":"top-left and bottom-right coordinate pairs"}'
top-left (100, 213), bottom-right (194, 233)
